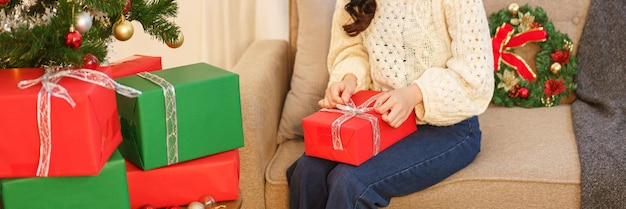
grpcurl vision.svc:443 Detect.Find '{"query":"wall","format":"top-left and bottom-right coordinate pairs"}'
top-left (108, 0), bottom-right (289, 70)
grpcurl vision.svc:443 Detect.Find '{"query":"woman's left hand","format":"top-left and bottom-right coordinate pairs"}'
top-left (374, 83), bottom-right (423, 128)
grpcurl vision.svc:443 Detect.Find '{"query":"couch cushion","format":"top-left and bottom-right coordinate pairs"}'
top-left (276, 0), bottom-right (336, 143)
top-left (266, 105), bottom-right (580, 208)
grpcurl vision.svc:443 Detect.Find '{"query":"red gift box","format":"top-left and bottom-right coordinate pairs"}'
top-left (0, 68), bottom-right (122, 178)
top-left (126, 149), bottom-right (240, 209)
top-left (302, 90), bottom-right (417, 166)
top-left (103, 55), bottom-right (162, 78)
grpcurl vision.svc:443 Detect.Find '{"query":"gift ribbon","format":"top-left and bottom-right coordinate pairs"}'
top-left (492, 23), bottom-right (547, 81)
top-left (136, 72), bottom-right (179, 165)
top-left (321, 93), bottom-right (382, 156)
top-left (17, 67), bottom-right (142, 177)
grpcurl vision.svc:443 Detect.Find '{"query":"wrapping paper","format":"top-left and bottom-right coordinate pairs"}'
top-left (0, 151), bottom-right (130, 209)
top-left (303, 90), bottom-right (417, 166)
top-left (115, 62), bottom-right (244, 170)
top-left (0, 68), bottom-right (123, 178)
top-left (103, 55), bottom-right (162, 78)
top-left (126, 150), bottom-right (240, 209)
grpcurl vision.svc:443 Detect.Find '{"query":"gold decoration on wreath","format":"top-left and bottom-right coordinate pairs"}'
top-left (508, 3), bottom-right (520, 15)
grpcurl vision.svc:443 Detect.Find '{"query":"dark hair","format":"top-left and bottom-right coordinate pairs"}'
top-left (343, 0), bottom-right (377, 37)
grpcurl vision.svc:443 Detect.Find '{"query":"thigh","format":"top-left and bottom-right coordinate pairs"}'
top-left (333, 116), bottom-right (482, 196)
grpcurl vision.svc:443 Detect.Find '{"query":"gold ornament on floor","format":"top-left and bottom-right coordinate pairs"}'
top-left (508, 3), bottom-right (520, 15)
top-left (166, 32), bottom-right (184, 48)
top-left (113, 16), bottom-right (134, 41)
top-left (550, 62), bottom-right (562, 75)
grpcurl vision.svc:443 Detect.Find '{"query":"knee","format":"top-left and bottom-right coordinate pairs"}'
top-left (288, 155), bottom-right (337, 181)
top-left (327, 165), bottom-right (362, 200)
top-left (327, 165), bottom-right (384, 209)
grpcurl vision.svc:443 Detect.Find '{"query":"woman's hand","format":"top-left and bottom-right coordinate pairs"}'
top-left (318, 74), bottom-right (358, 109)
top-left (374, 83), bottom-right (423, 128)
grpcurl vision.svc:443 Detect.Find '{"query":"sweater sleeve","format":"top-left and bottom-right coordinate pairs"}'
top-left (326, 0), bottom-right (371, 91)
top-left (413, 0), bottom-right (494, 126)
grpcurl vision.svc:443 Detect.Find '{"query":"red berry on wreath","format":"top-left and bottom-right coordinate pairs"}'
top-left (517, 87), bottom-right (529, 99)
top-left (0, 0), bottom-right (9, 6)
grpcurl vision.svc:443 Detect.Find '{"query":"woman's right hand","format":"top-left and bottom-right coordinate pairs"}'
top-left (318, 74), bottom-right (358, 109)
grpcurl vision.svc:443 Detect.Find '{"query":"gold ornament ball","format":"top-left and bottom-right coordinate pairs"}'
top-left (550, 62), bottom-right (562, 75)
top-left (113, 18), bottom-right (134, 41)
top-left (508, 3), bottom-right (520, 15)
top-left (166, 33), bottom-right (184, 48)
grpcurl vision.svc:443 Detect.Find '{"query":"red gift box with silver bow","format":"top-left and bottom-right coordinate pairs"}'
top-left (125, 149), bottom-right (240, 209)
top-left (302, 90), bottom-right (417, 166)
top-left (0, 68), bottom-right (139, 178)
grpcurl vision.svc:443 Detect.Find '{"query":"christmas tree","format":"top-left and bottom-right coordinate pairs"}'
top-left (0, 0), bottom-right (181, 69)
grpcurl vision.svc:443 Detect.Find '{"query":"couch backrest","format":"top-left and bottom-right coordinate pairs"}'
top-left (278, 0), bottom-right (591, 142)
top-left (288, 0), bottom-right (591, 61)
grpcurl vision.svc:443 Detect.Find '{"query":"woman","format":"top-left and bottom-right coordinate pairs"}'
top-left (287, 0), bottom-right (494, 208)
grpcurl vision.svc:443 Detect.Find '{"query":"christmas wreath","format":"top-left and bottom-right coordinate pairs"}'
top-left (488, 3), bottom-right (578, 107)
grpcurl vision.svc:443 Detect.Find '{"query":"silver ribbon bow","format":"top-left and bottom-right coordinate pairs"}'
top-left (17, 67), bottom-right (141, 177)
top-left (136, 72), bottom-right (179, 165)
top-left (320, 93), bottom-right (382, 156)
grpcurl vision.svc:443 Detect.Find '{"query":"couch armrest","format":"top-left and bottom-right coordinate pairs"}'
top-left (230, 39), bottom-right (291, 209)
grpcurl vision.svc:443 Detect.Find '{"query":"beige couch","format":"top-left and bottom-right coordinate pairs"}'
top-left (231, 0), bottom-right (590, 208)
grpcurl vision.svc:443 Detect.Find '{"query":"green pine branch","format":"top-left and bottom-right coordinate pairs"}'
top-left (0, 0), bottom-right (180, 69)
top-left (126, 0), bottom-right (180, 43)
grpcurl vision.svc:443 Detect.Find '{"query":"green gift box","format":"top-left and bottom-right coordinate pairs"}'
top-left (0, 151), bottom-right (130, 209)
top-left (115, 62), bottom-right (244, 170)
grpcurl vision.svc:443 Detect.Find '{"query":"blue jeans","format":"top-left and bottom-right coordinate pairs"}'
top-left (286, 116), bottom-right (481, 209)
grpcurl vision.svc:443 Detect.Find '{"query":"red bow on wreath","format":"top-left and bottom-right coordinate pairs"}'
top-left (492, 23), bottom-right (548, 81)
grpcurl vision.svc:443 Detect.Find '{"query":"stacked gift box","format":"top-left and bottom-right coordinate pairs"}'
top-left (0, 56), bottom-right (244, 209)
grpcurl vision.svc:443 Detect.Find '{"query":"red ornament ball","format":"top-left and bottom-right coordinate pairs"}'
top-left (0, 0), bottom-right (9, 6)
top-left (82, 53), bottom-right (99, 70)
top-left (123, 0), bottom-right (131, 14)
top-left (65, 30), bottom-right (82, 49)
top-left (517, 87), bottom-right (529, 99)
top-left (166, 206), bottom-right (180, 209)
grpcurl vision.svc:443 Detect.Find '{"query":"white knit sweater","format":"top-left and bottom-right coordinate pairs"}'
top-left (327, 0), bottom-right (494, 126)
